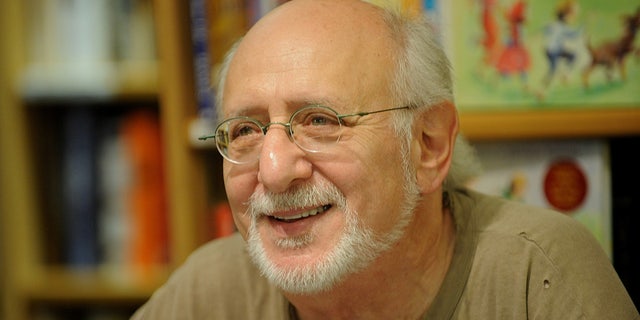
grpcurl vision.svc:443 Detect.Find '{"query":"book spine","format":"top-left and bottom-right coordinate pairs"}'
top-left (190, 0), bottom-right (216, 120)
top-left (61, 108), bottom-right (99, 267)
top-left (122, 110), bottom-right (169, 269)
top-left (97, 115), bottom-right (131, 267)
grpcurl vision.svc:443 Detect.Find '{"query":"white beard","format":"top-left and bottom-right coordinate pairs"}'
top-left (245, 170), bottom-right (420, 294)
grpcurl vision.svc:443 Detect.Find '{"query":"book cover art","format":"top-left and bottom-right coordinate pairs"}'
top-left (449, 0), bottom-right (640, 110)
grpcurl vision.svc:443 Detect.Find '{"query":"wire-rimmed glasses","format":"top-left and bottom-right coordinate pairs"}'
top-left (199, 105), bottom-right (409, 164)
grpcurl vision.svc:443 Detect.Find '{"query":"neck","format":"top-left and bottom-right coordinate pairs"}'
top-left (285, 192), bottom-right (457, 320)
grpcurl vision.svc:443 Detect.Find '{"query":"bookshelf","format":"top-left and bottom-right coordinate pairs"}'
top-left (0, 0), bottom-right (210, 319)
top-left (1, 1), bottom-right (639, 319)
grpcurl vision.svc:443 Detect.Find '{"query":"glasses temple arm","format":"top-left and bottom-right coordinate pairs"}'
top-left (338, 106), bottom-right (410, 120)
top-left (198, 135), bottom-right (216, 141)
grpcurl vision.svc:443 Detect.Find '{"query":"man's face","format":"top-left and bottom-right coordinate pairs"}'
top-left (220, 0), bottom-right (419, 293)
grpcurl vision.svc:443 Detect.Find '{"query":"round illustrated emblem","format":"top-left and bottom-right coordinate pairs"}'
top-left (543, 159), bottom-right (588, 213)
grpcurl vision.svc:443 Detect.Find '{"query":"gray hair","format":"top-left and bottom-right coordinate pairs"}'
top-left (214, 1), bottom-right (480, 191)
top-left (378, 5), bottom-right (481, 191)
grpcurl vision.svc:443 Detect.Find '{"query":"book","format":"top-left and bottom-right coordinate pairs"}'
top-left (246, 0), bottom-right (288, 26)
top-left (121, 110), bottom-right (169, 270)
top-left (22, 0), bottom-right (118, 100)
top-left (97, 115), bottom-right (132, 267)
top-left (35, 110), bottom-right (66, 265)
top-left (61, 108), bottom-right (100, 267)
top-left (95, 109), bottom-right (170, 272)
top-left (189, 0), bottom-right (286, 129)
top-left (190, 0), bottom-right (217, 120)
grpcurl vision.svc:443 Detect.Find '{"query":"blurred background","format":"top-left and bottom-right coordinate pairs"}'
top-left (1, 0), bottom-right (638, 319)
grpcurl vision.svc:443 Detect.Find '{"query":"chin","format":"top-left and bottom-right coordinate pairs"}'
top-left (246, 206), bottom-right (403, 295)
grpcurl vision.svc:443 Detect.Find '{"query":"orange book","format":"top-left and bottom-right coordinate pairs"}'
top-left (122, 109), bottom-right (169, 270)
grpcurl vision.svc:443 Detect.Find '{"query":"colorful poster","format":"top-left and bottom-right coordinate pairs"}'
top-left (467, 139), bottom-right (612, 258)
top-left (450, 0), bottom-right (640, 110)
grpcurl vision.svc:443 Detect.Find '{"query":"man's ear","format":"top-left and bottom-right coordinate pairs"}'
top-left (411, 101), bottom-right (459, 194)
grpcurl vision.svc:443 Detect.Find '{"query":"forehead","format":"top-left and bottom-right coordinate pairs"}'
top-left (221, 0), bottom-right (397, 117)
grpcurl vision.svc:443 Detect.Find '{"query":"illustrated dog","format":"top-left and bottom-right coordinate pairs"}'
top-left (582, 7), bottom-right (640, 88)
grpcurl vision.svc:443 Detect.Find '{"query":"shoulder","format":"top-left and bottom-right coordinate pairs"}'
top-left (132, 234), bottom-right (289, 320)
top-left (450, 189), bottom-right (638, 319)
top-left (182, 232), bottom-right (255, 277)
top-left (454, 188), bottom-right (595, 246)
top-left (457, 188), bottom-right (606, 276)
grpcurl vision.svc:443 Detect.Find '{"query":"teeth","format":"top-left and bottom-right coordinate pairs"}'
top-left (272, 205), bottom-right (331, 222)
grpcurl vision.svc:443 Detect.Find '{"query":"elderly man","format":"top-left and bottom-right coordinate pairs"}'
top-left (133, 0), bottom-right (638, 319)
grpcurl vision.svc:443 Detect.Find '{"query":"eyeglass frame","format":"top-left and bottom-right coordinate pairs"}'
top-left (199, 104), bottom-right (411, 164)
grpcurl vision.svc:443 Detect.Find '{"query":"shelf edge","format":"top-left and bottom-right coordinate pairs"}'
top-left (460, 108), bottom-right (640, 140)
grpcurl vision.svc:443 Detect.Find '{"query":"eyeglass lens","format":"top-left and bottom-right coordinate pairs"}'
top-left (215, 105), bottom-right (343, 163)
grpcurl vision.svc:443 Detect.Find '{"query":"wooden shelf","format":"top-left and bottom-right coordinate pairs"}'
top-left (20, 61), bottom-right (158, 103)
top-left (21, 266), bottom-right (169, 305)
top-left (0, 0), bottom-right (171, 317)
top-left (460, 108), bottom-right (640, 141)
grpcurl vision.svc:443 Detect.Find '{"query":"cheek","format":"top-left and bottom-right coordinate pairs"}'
top-left (342, 140), bottom-right (408, 228)
top-left (223, 166), bottom-right (258, 237)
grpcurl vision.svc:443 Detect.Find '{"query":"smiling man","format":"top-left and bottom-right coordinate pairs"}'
top-left (132, 0), bottom-right (638, 319)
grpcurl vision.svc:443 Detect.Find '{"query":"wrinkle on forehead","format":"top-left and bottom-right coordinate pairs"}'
top-left (223, 0), bottom-right (398, 112)
top-left (237, 2), bottom-right (394, 64)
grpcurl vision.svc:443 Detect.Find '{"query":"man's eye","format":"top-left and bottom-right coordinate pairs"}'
top-left (310, 114), bottom-right (331, 125)
top-left (299, 112), bottom-right (338, 126)
top-left (231, 123), bottom-right (260, 139)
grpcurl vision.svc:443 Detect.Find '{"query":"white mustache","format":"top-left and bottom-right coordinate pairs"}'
top-left (246, 181), bottom-right (346, 218)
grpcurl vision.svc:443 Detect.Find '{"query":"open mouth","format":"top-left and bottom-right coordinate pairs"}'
top-left (268, 204), bottom-right (332, 223)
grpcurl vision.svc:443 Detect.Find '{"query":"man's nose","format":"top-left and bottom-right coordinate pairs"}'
top-left (257, 126), bottom-right (312, 193)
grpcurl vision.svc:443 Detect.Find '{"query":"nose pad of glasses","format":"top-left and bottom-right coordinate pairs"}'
top-left (263, 122), bottom-right (295, 142)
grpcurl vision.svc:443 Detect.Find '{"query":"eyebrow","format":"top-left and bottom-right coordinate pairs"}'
top-left (302, 98), bottom-right (334, 107)
top-left (224, 98), bottom-right (340, 119)
top-left (224, 106), bottom-right (264, 119)
top-left (299, 98), bottom-right (352, 113)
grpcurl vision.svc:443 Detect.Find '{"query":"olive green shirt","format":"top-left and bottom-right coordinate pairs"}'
top-left (132, 189), bottom-right (639, 319)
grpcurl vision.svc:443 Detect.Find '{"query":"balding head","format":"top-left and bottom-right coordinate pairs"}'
top-left (220, 0), bottom-right (400, 117)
